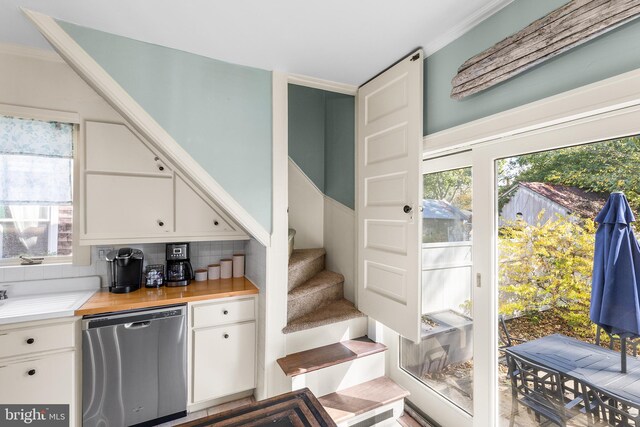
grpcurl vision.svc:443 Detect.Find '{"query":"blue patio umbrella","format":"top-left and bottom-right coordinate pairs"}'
top-left (590, 192), bottom-right (640, 373)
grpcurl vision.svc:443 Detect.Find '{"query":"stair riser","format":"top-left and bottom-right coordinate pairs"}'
top-left (285, 316), bottom-right (368, 354)
top-left (291, 352), bottom-right (385, 397)
top-left (288, 254), bottom-right (325, 291)
top-left (337, 399), bottom-right (405, 427)
top-left (287, 281), bottom-right (344, 323)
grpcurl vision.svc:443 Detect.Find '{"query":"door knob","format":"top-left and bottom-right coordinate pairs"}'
top-left (403, 205), bottom-right (412, 213)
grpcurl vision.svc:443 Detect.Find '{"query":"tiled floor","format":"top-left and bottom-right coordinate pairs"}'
top-left (155, 396), bottom-right (256, 426)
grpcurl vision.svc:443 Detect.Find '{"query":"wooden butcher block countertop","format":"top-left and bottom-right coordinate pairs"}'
top-left (75, 277), bottom-right (258, 316)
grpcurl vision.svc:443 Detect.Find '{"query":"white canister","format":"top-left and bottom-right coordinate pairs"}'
top-left (194, 269), bottom-right (208, 282)
top-left (232, 254), bottom-right (245, 278)
top-left (207, 264), bottom-right (220, 280)
top-left (220, 259), bottom-right (233, 279)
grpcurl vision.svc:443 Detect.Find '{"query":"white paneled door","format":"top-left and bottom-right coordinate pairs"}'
top-left (357, 50), bottom-right (424, 343)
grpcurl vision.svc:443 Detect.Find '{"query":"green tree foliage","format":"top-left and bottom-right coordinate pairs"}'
top-left (499, 213), bottom-right (595, 334)
top-left (508, 136), bottom-right (640, 211)
top-left (423, 167), bottom-right (471, 210)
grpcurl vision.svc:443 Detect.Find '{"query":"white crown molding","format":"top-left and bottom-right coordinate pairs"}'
top-left (424, 0), bottom-right (514, 57)
top-left (0, 42), bottom-right (63, 63)
top-left (423, 65), bottom-right (640, 155)
top-left (287, 73), bottom-right (357, 96)
top-left (22, 8), bottom-right (271, 247)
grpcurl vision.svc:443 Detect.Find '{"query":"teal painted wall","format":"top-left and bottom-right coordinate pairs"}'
top-left (425, 0), bottom-right (640, 134)
top-left (288, 85), bottom-right (325, 191)
top-left (325, 92), bottom-right (355, 209)
top-left (58, 21), bottom-right (273, 232)
top-left (288, 84), bottom-right (355, 209)
top-left (289, 84), bottom-right (355, 209)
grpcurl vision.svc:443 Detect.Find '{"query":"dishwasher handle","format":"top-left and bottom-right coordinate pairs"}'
top-left (124, 321), bottom-right (152, 329)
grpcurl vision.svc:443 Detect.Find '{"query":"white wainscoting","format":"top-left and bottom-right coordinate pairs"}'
top-left (288, 159), bottom-right (324, 249)
top-left (324, 196), bottom-right (355, 303)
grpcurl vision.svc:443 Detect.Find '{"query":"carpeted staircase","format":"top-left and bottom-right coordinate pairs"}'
top-left (283, 248), bottom-right (364, 334)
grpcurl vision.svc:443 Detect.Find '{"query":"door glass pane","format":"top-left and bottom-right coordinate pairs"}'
top-left (401, 166), bottom-right (473, 414)
top-left (497, 135), bottom-right (640, 426)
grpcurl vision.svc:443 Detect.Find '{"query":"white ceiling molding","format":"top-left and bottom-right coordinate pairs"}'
top-left (287, 74), bottom-right (357, 96)
top-left (423, 0), bottom-right (514, 56)
top-left (0, 41), bottom-right (62, 62)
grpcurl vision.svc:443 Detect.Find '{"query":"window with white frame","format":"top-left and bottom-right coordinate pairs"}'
top-left (0, 115), bottom-right (74, 261)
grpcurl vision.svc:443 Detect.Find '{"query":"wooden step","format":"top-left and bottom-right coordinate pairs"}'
top-left (288, 248), bottom-right (326, 291)
top-left (277, 337), bottom-right (386, 377)
top-left (318, 377), bottom-right (410, 425)
top-left (282, 298), bottom-right (365, 334)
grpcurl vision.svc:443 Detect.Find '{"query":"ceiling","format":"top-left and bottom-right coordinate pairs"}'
top-left (0, 0), bottom-right (512, 85)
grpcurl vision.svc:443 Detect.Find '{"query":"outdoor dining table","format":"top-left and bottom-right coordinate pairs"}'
top-left (505, 333), bottom-right (640, 405)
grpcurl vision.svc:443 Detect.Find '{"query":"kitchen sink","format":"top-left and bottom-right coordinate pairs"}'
top-left (0, 277), bottom-right (99, 324)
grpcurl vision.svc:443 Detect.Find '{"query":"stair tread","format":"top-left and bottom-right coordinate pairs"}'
top-left (319, 377), bottom-right (410, 424)
top-left (283, 299), bottom-right (365, 334)
top-left (277, 336), bottom-right (387, 377)
top-left (288, 248), bottom-right (326, 269)
top-left (288, 270), bottom-right (344, 299)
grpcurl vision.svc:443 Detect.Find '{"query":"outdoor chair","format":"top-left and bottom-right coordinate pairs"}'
top-left (499, 315), bottom-right (526, 350)
top-left (595, 325), bottom-right (639, 357)
top-left (581, 382), bottom-right (640, 426)
top-left (505, 352), bottom-right (584, 427)
top-left (421, 345), bottom-right (449, 376)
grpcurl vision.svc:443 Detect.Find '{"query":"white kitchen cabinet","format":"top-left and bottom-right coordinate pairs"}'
top-left (85, 174), bottom-right (174, 237)
top-left (192, 322), bottom-right (256, 402)
top-left (0, 318), bottom-right (79, 426)
top-left (175, 176), bottom-right (235, 236)
top-left (85, 121), bottom-right (171, 175)
top-left (188, 296), bottom-right (257, 406)
top-left (0, 351), bottom-right (75, 404)
top-left (80, 120), bottom-right (248, 244)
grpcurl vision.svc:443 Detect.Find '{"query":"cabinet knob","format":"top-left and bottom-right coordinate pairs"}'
top-left (403, 205), bottom-right (412, 214)
top-left (26, 338), bottom-right (35, 344)
top-left (223, 333), bottom-right (229, 339)
top-left (158, 220), bottom-right (165, 227)
top-left (223, 310), bottom-right (229, 315)
top-left (27, 369), bottom-right (36, 376)
top-left (214, 220), bottom-right (219, 226)
top-left (158, 165), bottom-right (165, 171)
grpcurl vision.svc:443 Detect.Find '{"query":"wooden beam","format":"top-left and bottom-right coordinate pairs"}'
top-left (451, 0), bottom-right (640, 100)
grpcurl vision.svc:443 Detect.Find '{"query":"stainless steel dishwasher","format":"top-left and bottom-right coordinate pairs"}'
top-left (82, 305), bottom-right (187, 427)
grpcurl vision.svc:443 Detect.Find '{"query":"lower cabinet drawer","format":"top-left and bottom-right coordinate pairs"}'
top-left (192, 322), bottom-right (255, 403)
top-left (192, 298), bottom-right (255, 328)
top-left (0, 321), bottom-right (75, 359)
top-left (0, 351), bottom-right (75, 405)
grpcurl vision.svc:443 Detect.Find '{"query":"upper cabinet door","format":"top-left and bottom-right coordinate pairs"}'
top-left (357, 50), bottom-right (424, 343)
top-left (85, 121), bottom-right (170, 175)
top-left (175, 176), bottom-right (242, 237)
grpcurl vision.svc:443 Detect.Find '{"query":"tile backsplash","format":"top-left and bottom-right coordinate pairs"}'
top-left (0, 240), bottom-right (247, 288)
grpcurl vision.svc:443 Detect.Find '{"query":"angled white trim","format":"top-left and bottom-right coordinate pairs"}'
top-left (424, 0), bottom-right (514, 57)
top-left (324, 193), bottom-right (354, 215)
top-left (288, 158), bottom-right (324, 197)
top-left (423, 65), bottom-right (640, 155)
top-left (0, 42), bottom-right (63, 63)
top-left (287, 73), bottom-right (357, 96)
top-left (0, 103), bottom-right (79, 124)
top-left (23, 8), bottom-right (271, 247)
